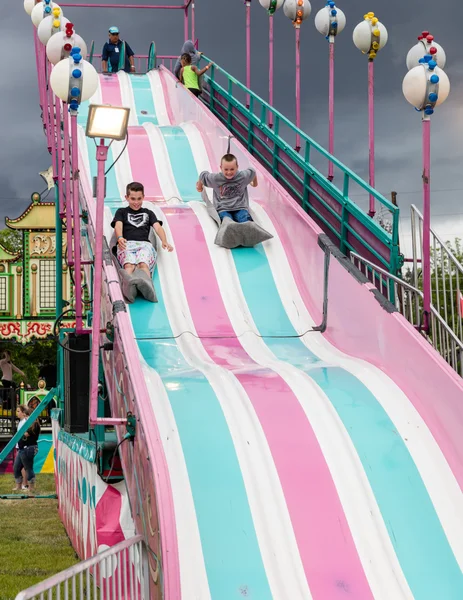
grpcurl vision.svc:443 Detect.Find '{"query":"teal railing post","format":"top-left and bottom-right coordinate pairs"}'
top-left (340, 173), bottom-right (350, 255)
top-left (148, 41), bottom-right (156, 71)
top-left (302, 141), bottom-right (311, 210)
top-left (247, 96), bottom-right (254, 153)
top-left (55, 172), bottom-right (63, 402)
top-left (209, 64), bottom-right (215, 111)
top-left (0, 389), bottom-right (57, 466)
top-left (88, 40), bottom-right (95, 65)
top-left (271, 115), bottom-right (280, 178)
top-left (118, 41), bottom-right (126, 72)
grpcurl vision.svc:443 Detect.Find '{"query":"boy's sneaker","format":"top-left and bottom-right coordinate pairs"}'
top-left (21, 485), bottom-right (29, 491)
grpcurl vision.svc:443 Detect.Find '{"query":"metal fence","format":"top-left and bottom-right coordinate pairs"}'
top-left (15, 536), bottom-right (149, 600)
top-left (351, 252), bottom-right (463, 376)
top-left (0, 387), bottom-right (18, 438)
top-left (410, 204), bottom-right (463, 345)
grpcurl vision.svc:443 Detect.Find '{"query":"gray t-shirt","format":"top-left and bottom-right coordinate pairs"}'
top-left (199, 168), bottom-right (256, 212)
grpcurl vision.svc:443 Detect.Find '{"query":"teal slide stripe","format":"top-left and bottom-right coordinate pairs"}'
top-left (130, 76), bottom-right (158, 125)
top-left (158, 126), bottom-right (200, 201)
top-left (160, 122), bottom-right (463, 599)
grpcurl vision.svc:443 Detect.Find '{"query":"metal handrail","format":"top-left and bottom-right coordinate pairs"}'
top-left (200, 55), bottom-right (399, 218)
top-left (351, 251), bottom-right (463, 376)
top-left (15, 535), bottom-right (148, 599)
top-left (200, 54), bottom-right (401, 277)
top-left (410, 204), bottom-right (463, 344)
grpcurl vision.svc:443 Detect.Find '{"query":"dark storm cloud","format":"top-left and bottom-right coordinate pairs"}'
top-left (1, 0), bottom-right (462, 249)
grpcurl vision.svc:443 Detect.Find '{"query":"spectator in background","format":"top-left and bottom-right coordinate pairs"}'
top-left (13, 405), bottom-right (40, 495)
top-left (0, 351), bottom-right (25, 389)
top-left (102, 26), bottom-right (135, 74)
top-left (174, 40), bottom-right (202, 80)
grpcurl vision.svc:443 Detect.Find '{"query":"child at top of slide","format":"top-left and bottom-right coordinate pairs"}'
top-left (111, 181), bottom-right (174, 278)
top-left (179, 53), bottom-right (213, 97)
top-left (196, 154), bottom-right (258, 223)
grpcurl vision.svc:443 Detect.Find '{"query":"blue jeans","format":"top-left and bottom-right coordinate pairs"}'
top-left (14, 446), bottom-right (38, 484)
top-left (218, 209), bottom-right (252, 223)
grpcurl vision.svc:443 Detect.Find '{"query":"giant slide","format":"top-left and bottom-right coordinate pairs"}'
top-left (76, 67), bottom-right (463, 599)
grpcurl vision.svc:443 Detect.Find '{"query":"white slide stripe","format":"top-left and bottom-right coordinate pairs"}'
top-left (156, 207), bottom-right (313, 600)
top-left (117, 72), bottom-right (139, 126)
top-left (251, 201), bottom-right (463, 574)
top-left (143, 122), bottom-right (182, 204)
top-left (137, 353), bottom-right (211, 600)
top-left (182, 123), bottom-right (413, 599)
top-left (88, 75), bottom-right (102, 105)
top-left (147, 70), bottom-right (171, 126)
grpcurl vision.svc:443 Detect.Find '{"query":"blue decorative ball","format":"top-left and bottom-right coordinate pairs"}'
top-left (428, 60), bottom-right (437, 69)
top-left (424, 107), bottom-right (434, 115)
top-left (70, 87), bottom-right (80, 97)
top-left (428, 92), bottom-right (438, 103)
top-left (430, 74), bottom-right (439, 84)
top-left (331, 9), bottom-right (337, 16)
top-left (73, 54), bottom-right (82, 63)
top-left (72, 69), bottom-right (82, 78)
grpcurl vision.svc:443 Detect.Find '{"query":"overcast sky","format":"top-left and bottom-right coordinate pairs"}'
top-left (1, 0), bottom-right (462, 255)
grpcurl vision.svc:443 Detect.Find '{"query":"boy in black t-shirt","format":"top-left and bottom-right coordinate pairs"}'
top-left (111, 182), bottom-right (173, 278)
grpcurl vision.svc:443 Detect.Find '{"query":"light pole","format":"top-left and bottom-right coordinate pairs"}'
top-left (353, 12), bottom-right (388, 217)
top-left (49, 51), bottom-right (99, 333)
top-left (314, 1), bottom-right (346, 180)
top-left (258, 0), bottom-right (284, 128)
top-left (245, 0), bottom-right (252, 108)
top-left (283, 0), bottom-right (312, 152)
top-left (85, 105), bottom-right (130, 425)
top-left (403, 42), bottom-right (450, 333)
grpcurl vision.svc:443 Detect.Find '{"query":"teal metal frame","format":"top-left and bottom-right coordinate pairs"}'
top-left (199, 56), bottom-right (402, 279)
top-left (0, 388), bottom-right (57, 466)
top-left (148, 41), bottom-right (156, 71)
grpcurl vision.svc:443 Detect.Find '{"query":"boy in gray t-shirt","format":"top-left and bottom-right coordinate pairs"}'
top-left (196, 154), bottom-right (258, 223)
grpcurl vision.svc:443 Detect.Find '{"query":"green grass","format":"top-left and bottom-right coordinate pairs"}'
top-left (0, 474), bottom-right (80, 600)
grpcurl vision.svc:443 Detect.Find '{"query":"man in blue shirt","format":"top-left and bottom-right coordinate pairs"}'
top-left (102, 26), bottom-right (135, 74)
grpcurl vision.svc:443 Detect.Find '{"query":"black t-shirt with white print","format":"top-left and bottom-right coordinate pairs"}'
top-left (111, 207), bottom-right (162, 242)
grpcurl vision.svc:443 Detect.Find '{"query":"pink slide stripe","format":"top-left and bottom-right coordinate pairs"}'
top-left (126, 127), bottom-right (163, 202)
top-left (99, 74), bottom-right (124, 107)
top-left (163, 205), bottom-right (373, 599)
top-left (79, 114), bottom-right (182, 599)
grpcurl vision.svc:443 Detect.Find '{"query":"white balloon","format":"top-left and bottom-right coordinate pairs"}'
top-left (402, 65), bottom-right (450, 110)
top-left (258, 0), bottom-right (284, 10)
top-left (353, 19), bottom-right (388, 54)
top-left (31, 2), bottom-right (61, 27)
top-left (314, 5), bottom-right (346, 37)
top-left (24, 0), bottom-right (40, 16)
top-left (47, 33), bottom-right (88, 65)
top-left (50, 57), bottom-right (99, 103)
top-left (406, 41), bottom-right (446, 70)
top-left (283, 0), bottom-right (311, 22)
top-left (38, 15), bottom-right (70, 46)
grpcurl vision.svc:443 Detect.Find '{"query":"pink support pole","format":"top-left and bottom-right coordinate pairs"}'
top-left (89, 141), bottom-right (109, 425)
top-left (368, 59), bottom-right (375, 217)
top-left (43, 55), bottom-right (51, 150)
top-left (60, 3), bottom-right (184, 7)
top-left (55, 97), bottom-right (64, 216)
top-left (246, 1), bottom-right (251, 108)
top-left (70, 114), bottom-right (83, 332)
top-left (269, 15), bottom-right (274, 127)
top-left (48, 83), bottom-right (57, 177)
top-left (184, 6), bottom-right (188, 40)
top-left (295, 26), bottom-right (301, 152)
top-left (422, 116), bottom-right (431, 332)
top-left (63, 105), bottom-right (73, 266)
top-left (328, 40), bottom-right (335, 181)
top-left (191, 2), bottom-right (195, 41)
